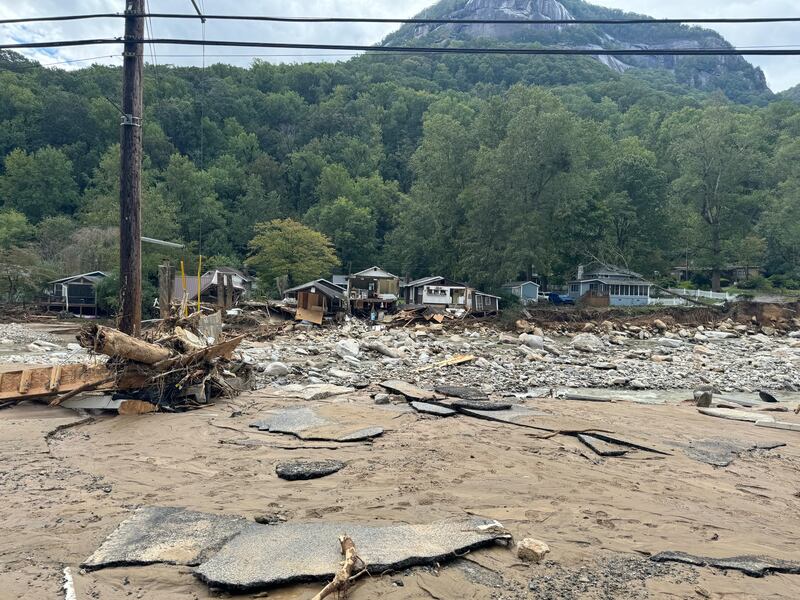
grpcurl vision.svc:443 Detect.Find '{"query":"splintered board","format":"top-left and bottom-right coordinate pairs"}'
top-left (0, 364), bottom-right (114, 401)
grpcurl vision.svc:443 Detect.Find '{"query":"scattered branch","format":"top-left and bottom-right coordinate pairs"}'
top-left (311, 535), bottom-right (364, 600)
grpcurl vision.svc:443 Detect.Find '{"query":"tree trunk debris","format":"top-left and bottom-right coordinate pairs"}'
top-left (310, 535), bottom-right (364, 600)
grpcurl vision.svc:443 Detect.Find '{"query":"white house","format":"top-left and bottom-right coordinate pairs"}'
top-left (568, 264), bottom-right (653, 307)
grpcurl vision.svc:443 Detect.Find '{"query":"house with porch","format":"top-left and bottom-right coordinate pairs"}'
top-left (346, 266), bottom-right (400, 315)
top-left (568, 264), bottom-right (653, 307)
top-left (402, 276), bottom-right (501, 314)
top-left (43, 271), bottom-right (108, 315)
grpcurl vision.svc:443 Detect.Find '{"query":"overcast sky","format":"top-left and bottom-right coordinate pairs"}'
top-left (2, 1), bottom-right (799, 91)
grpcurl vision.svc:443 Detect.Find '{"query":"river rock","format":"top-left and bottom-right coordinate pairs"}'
top-left (517, 538), bottom-right (550, 563)
top-left (335, 339), bottom-right (360, 358)
top-left (571, 333), bottom-right (604, 353)
top-left (275, 460), bottom-right (345, 481)
top-left (263, 362), bottom-right (290, 377)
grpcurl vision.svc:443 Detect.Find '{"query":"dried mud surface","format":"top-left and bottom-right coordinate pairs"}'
top-left (2, 384), bottom-right (800, 599)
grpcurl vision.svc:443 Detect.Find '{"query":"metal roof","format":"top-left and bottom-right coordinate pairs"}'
top-left (501, 281), bottom-right (539, 288)
top-left (284, 279), bottom-right (346, 301)
top-left (351, 266), bottom-right (398, 279)
top-left (571, 277), bottom-right (652, 286)
top-left (49, 271), bottom-right (108, 284)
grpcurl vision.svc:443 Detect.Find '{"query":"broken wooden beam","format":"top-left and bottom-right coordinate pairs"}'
top-left (78, 324), bottom-right (172, 364)
top-left (0, 364), bottom-right (116, 402)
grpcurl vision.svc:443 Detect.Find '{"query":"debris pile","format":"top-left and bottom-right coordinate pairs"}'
top-left (0, 314), bottom-right (251, 413)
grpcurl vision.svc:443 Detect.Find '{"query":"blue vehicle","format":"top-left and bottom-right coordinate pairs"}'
top-left (548, 292), bottom-right (575, 305)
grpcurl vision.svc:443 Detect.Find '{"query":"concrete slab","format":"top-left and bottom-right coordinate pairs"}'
top-left (279, 384), bottom-right (356, 401)
top-left (451, 400), bottom-right (513, 411)
top-left (196, 517), bottom-right (510, 592)
top-left (380, 380), bottom-right (438, 401)
top-left (698, 408), bottom-right (776, 423)
top-left (251, 408), bottom-right (383, 442)
top-left (676, 438), bottom-right (786, 467)
top-left (577, 434), bottom-right (628, 457)
top-left (457, 405), bottom-right (547, 424)
top-left (651, 551), bottom-right (800, 578)
top-left (756, 420), bottom-right (800, 432)
top-left (82, 507), bottom-right (249, 570)
top-left (411, 401), bottom-right (457, 417)
top-left (250, 407), bottom-right (331, 435)
top-left (434, 386), bottom-right (489, 401)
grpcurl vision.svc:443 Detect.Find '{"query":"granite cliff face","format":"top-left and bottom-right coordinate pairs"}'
top-left (385, 0), bottom-right (769, 97)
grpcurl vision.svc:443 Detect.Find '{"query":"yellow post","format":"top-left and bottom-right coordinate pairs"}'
top-left (180, 260), bottom-right (188, 317)
top-left (196, 255), bottom-right (203, 313)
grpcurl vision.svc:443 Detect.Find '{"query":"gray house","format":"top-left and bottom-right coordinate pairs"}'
top-left (44, 271), bottom-right (108, 315)
top-left (501, 281), bottom-right (541, 304)
top-left (568, 265), bottom-right (653, 307)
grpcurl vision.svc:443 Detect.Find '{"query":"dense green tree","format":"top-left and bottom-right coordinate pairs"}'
top-left (246, 219), bottom-right (340, 290)
top-left (0, 147), bottom-right (79, 222)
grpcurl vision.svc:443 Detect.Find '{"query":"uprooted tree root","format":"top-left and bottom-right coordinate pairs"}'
top-left (311, 535), bottom-right (365, 600)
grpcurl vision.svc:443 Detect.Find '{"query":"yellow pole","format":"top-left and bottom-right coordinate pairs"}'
top-left (196, 255), bottom-right (203, 313)
top-left (180, 260), bottom-right (188, 317)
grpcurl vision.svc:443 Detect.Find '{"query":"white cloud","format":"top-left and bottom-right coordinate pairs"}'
top-left (2, 0), bottom-right (799, 91)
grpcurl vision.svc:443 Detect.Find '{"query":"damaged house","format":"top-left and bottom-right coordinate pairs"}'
top-left (283, 279), bottom-right (347, 325)
top-left (173, 268), bottom-right (250, 307)
top-left (402, 276), bottom-right (501, 315)
top-left (346, 266), bottom-right (400, 315)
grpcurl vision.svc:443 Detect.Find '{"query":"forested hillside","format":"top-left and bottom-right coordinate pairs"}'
top-left (1, 20), bottom-right (800, 306)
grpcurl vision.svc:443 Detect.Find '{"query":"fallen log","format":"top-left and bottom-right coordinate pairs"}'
top-left (310, 535), bottom-right (363, 600)
top-left (78, 324), bottom-right (172, 365)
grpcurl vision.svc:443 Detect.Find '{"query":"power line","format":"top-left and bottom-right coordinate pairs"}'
top-left (4, 38), bottom-right (800, 56)
top-left (4, 13), bottom-right (800, 26)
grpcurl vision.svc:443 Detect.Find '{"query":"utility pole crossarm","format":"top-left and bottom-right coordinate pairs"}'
top-left (118, 0), bottom-right (145, 336)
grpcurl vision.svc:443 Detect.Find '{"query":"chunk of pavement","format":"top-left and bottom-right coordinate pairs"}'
top-left (577, 433), bottom-right (628, 457)
top-left (758, 391), bottom-right (779, 403)
top-left (82, 506), bottom-right (249, 570)
top-left (275, 460), bottom-right (345, 481)
top-left (650, 551), bottom-right (800, 578)
top-left (451, 400), bottom-right (513, 411)
top-left (570, 333), bottom-right (604, 353)
top-left (517, 538), bottom-right (550, 563)
top-left (380, 380), bottom-right (437, 401)
top-left (434, 385), bottom-right (489, 401)
top-left (755, 421), bottom-right (800, 432)
top-left (263, 362), bottom-right (290, 377)
top-left (698, 408), bottom-right (775, 423)
top-left (455, 404), bottom-right (547, 425)
top-left (195, 517), bottom-right (511, 592)
top-left (336, 427), bottom-right (384, 442)
top-left (695, 390), bottom-right (713, 408)
top-left (411, 401), bottom-right (457, 417)
top-left (335, 339), bottom-right (360, 359)
top-left (251, 407), bottom-right (331, 435)
top-left (679, 438), bottom-right (786, 467)
top-left (281, 383), bottom-right (355, 401)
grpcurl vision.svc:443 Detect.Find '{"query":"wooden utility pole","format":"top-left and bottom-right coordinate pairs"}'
top-left (118, 0), bottom-right (145, 335)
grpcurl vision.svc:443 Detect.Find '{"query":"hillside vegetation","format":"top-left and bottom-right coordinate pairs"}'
top-left (1, 15), bottom-right (799, 305)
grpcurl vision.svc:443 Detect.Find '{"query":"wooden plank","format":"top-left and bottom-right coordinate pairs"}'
top-left (0, 364), bottom-right (114, 402)
top-left (296, 306), bottom-right (324, 325)
top-left (416, 355), bottom-right (476, 372)
top-left (18, 370), bottom-right (32, 394)
top-left (49, 365), bottom-right (63, 392)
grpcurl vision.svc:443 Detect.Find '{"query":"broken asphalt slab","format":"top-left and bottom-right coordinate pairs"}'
top-left (195, 517), bottom-right (511, 592)
top-left (380, 380), bottom-right (438, 401)
top-left (676, 438), bottom-right (786, 467)
top-left (277, 383), bottom-right (356, 401)
top-left (411, 401), bottom-right (457, 417)
top-left (577, 433), bottom-right (629, 457)
top-left (275, 459), bottom-right (345, 481)
top-left (82, 507), bottom-right (249, 570)
top-left (250, 406), bottom-right (384, 442)
top-left (451, 400), bottom-right (513, 411)
top-left (650, 551), bottom-right (800, 578)
top-left (434, 385), bottom-right (489, 401)
top-left (698, 407), bottom-right (775, 423)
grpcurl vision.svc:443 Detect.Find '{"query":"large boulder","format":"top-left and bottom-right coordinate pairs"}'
top-left (570, 333), bottom-right (604, 353)
top-left (335, 339), bottom-right (360, 358)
